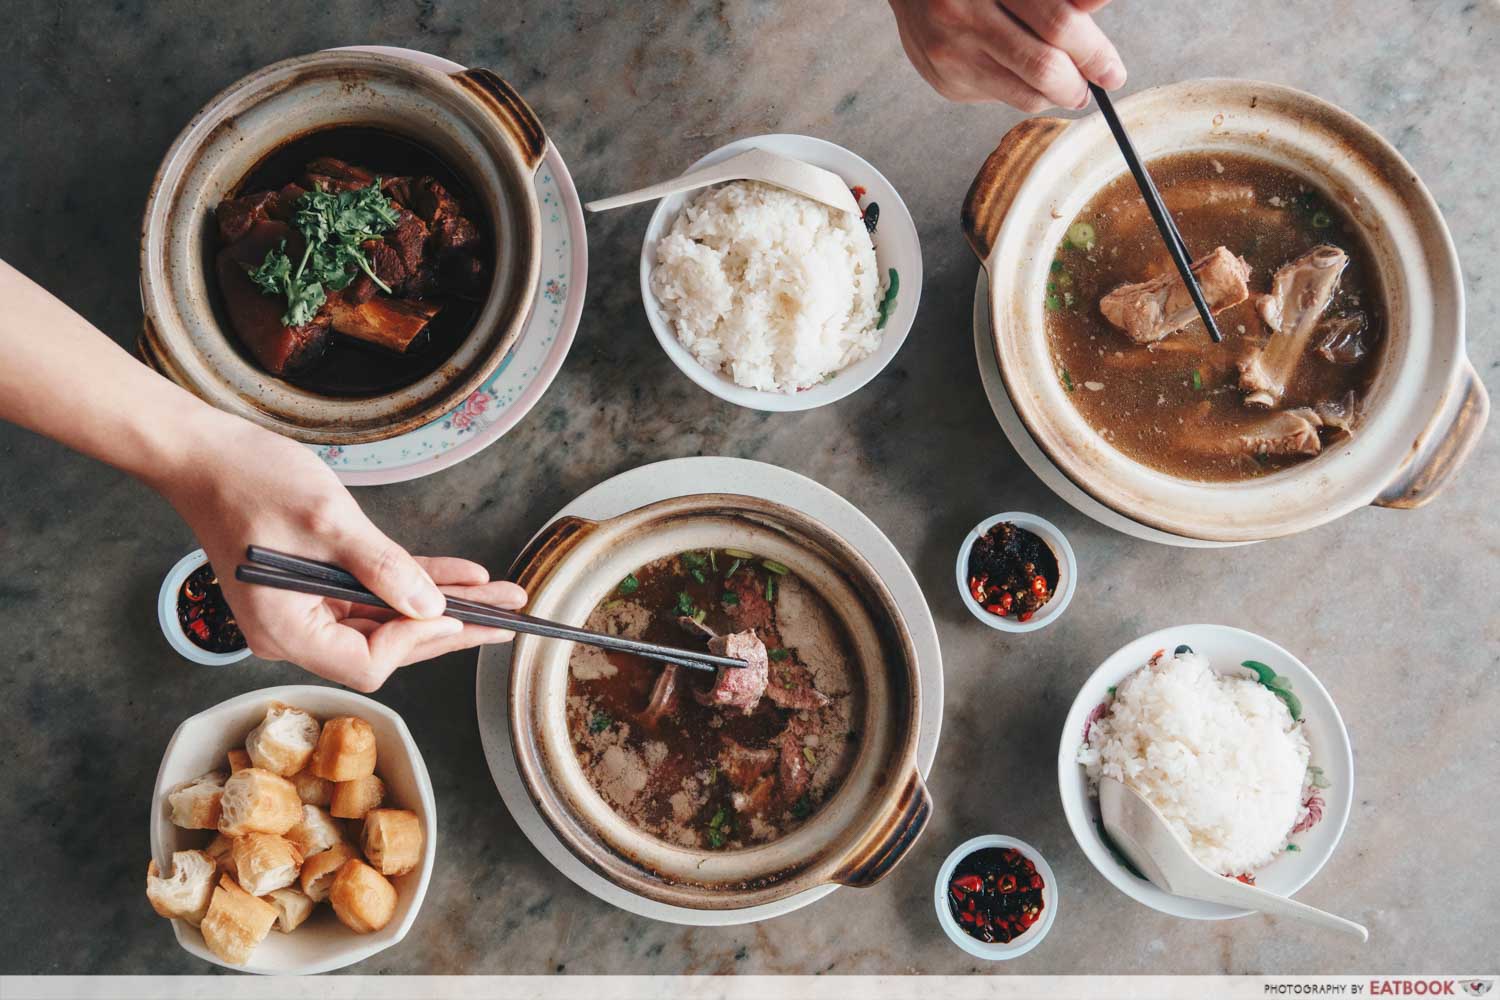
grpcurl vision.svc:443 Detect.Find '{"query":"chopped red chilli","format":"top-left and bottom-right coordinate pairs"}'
top-left (966, 521), bottom-right (1059, 622)
top-left (947, 846), bottom-right (1045, 944)
top-left (176, 563), bottom-right (246, 654)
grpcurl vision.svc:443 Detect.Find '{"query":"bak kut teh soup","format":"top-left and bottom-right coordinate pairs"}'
top-left (566, 549), bottom-right (860, 851)
top-left (1044, 152), bottom-right (1385, 482)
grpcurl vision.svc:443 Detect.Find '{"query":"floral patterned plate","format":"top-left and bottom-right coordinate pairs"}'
top-left (1057, 623), bottom-right (1354, 921)
top-left (314, 46), bottom-right (587, 486)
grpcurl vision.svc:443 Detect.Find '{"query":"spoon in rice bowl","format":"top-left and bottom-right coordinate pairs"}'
top-left (1100, 778), bottom-right (1368, 940)
top-left (585, 148), bottom-right (861, 217)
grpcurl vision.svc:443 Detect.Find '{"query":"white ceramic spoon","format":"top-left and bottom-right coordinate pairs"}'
top-left (584, 148), bottom-right (860, 216)
top-left (1099, 777), bottom-right (1368, 940)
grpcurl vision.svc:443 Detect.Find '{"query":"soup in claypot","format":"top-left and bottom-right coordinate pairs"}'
top-left (1045, 152), bottom-right (1384, 481)
top-left (566, 549), bottom-right (860, 850)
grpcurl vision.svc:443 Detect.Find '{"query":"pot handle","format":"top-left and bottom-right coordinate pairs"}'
top-left (1373, 357), bottom-right (1489, 509)
top-left (453, 68), bottom-right (548, 174)
top-left (961, 117), bottom-right (1070, 265)
top-left (831, 770), bottom-right (932, 888)
top-left (506, 515), bottom-right (598, 595)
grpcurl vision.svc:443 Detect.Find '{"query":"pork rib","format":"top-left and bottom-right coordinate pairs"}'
top-left (676, 617), bottom-right (768, 714)
top-left (1100, 246), bottom-right (1252, 344)
top-left (1238, 245), bottom-right (1348, 407)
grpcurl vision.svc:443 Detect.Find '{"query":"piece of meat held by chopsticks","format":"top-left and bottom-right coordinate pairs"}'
top-left (676, 617), bottom-right (769, 714)
top-left (1100, 246), bottom-right (1251, 344)
top-left (1237, 244), bottom-right (1349, 407)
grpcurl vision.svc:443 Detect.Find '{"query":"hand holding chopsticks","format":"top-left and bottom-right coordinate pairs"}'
top-left (237, 546), bottom-right (749, 675)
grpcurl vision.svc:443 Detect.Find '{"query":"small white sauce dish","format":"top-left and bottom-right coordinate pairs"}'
top-left (158, 548), bottom-right (251, 666)
top-left (956, 512), bottom-right (1077, 633)
top-left (151, 685), bottom-right (437, 974)
top-left (639, 132), bottom-right (922, 412)
top-left (934, 834), bottom-right (1058, 961)
top-left (1057, 624), bottom-right (1354, 920)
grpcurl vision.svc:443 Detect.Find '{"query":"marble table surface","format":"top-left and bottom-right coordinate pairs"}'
top-left (1, 0), bottom-right (1495, 977)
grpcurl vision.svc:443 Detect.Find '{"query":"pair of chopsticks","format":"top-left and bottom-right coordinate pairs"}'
top-left (1089, 83), bottom-right (1224, 343)
top-left (234, 546), bottom-right (748, 674)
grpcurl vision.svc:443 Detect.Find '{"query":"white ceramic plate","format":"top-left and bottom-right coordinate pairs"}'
top-left (972, 270), bottom-right (1248, 549)
top-left (150, 685), bottom-right (436, 974)
top-left (640, 134), bottom-right (922, 411)
top-left (309, 46), bottom-right (587, 486)
top-left (475, 456), bottom-right (943, 926)
top-left (1057, 624), bottom-right (1353, 920)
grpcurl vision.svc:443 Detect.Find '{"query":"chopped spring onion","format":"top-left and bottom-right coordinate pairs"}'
top-left (1191, 369), bottom-right (1203, 390)
top-left (1310, 210), bottom-right (1331, 229)
top-left (709, 550), bottom-right (717, 571)
top-left (1066, 221), bottom-right (1097, 249)
top-left (617, 574), bottom-right (639, 595)
top-left (761, 559), bottom-right (789, 575)
top-left (724, 548), bottom-right (754, 560)
top-left (766, 576), bottom-right (776, 602)
top-left (876, 267), bottom-right (900, 330)
top-left (1061, 368), bottom-right (1075, 393)
top-left (724, 558), bottom-right (742, 579)
top-left (802, 747), bottom-right (817, 766)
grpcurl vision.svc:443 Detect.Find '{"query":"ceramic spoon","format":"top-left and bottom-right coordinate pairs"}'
top-left (584, 148), bottom-right (860, 216)
top-left (1099, 777), bottom-right (1368, 940)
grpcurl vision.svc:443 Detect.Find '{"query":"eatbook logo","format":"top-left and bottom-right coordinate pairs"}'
top-left (1461, 982), bottom-right (1492, 997)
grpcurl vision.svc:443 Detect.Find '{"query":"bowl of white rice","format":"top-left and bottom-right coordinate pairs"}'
top-left (640, 134), bottom-right (921, 411)
top-left (1058, 624), bottom-right (1353, 921)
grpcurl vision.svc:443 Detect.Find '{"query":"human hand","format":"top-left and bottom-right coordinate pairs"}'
top-left (156, 412), bottom-right (524, 691)
top-left (887, 0), bottom-right (1126, 111)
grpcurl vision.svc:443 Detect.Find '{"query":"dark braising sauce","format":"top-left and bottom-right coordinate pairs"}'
top-left (226, 126), bottom-right (491, 396)
top-left (1045, 153), bottom-right (1385, 481)
top-left (566, 550), bottom-right (860, 850)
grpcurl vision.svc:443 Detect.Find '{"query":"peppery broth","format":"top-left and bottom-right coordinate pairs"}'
top-left (1045, 153), bottom-right (1384, 481)
top-left (566, 550), bottom-right (859, 850)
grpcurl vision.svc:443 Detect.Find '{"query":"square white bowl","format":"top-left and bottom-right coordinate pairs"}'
top-left (149, 685), bottom-right (436, 974)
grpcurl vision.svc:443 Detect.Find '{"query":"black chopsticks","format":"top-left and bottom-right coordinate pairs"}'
top-left (1089, 83), bottom-right (1224, 343)
top-left (235, 546), bottom-right (747, 673)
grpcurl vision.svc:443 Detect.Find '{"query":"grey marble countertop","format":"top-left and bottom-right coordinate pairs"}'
top-left (1, 0), bottom-right (1496, 976)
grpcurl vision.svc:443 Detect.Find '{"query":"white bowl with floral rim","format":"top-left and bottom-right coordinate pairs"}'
top-left (1057, 624), bottom-right (1353, 920)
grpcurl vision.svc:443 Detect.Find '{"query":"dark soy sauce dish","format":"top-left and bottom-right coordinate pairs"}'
top-left (1046, 152), bottom-right (1385, 482)
top-left (212, 126), bottom-right (494, 397)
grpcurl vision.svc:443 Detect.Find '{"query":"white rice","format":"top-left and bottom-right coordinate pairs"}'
top-left (651, 181), bottom-right (882, 393)
top-left (1078, 650), bottom-right (1310, 874)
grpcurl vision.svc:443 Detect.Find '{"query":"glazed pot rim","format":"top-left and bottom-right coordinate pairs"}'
top-left (506, 492), bottom-right (929, 910)
top-left (969, 78), bottom-right (1482, 542)
top-left (139, 48), bottom-right (546, 445)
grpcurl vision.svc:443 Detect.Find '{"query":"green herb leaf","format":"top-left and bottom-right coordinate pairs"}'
top-left (691, 568), bottom-right (706, 584)
top-left (875, 267), bottom-right (900, 330)
top-left (708, 807), bottom-right (726, 830)
top-left (617, 574), bottom-right (640, 596)
top-left (790, 795), bottom-right (813, 819)
top-left (588, 712), bottom-right (612, 734)
top-left (707, 828), bottom-right (726, 848)
top-left (675, 591), bottom-right (696, 616)
top-left (768, 648), bottom-right (789, 661)
top-left (681, 551), bottom-right (709, 570)
top-left (1286, 843), bottom-right (1301, 852)
top-left (721, 591), bottom-right (740, 606)
top-left (1061, 368), bottom-right (1075, 393)
top-left (1050, 260), bottom-right (1064, 274)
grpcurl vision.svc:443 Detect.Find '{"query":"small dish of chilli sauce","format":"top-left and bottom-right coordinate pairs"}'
top-left (177, 564), bottom-right (245, 654)
top-left (946, 845), bottom-right (1046, 944)
top-left (967, 521), bottom-right (1059, 622)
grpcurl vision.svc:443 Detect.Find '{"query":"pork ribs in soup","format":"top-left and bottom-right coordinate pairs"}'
top-left (1045, 153), bottom-right (1384, 481)
top-left (567, 550), bottom-right (859, 850)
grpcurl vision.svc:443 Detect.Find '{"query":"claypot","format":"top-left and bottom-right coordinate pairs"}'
top-left (963, 79), bottom-right (1488, 543)
top-left (139, 49), bottom-right (546, 445)
top-left (507, 494), bottom-right (930, 910)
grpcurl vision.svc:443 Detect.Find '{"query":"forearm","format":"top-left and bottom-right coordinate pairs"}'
top-left (0, 259), bottom-right (235, 492)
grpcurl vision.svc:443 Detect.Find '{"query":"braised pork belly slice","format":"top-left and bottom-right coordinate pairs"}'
top-left (1238, 245), bottom-right (1348, 407)
top-left (1100, 246), bottom-right (1252, 344)
top-left (215, 221), bottom-right (329, 375)
top-left (324, 294), bottom-right (442, 354)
